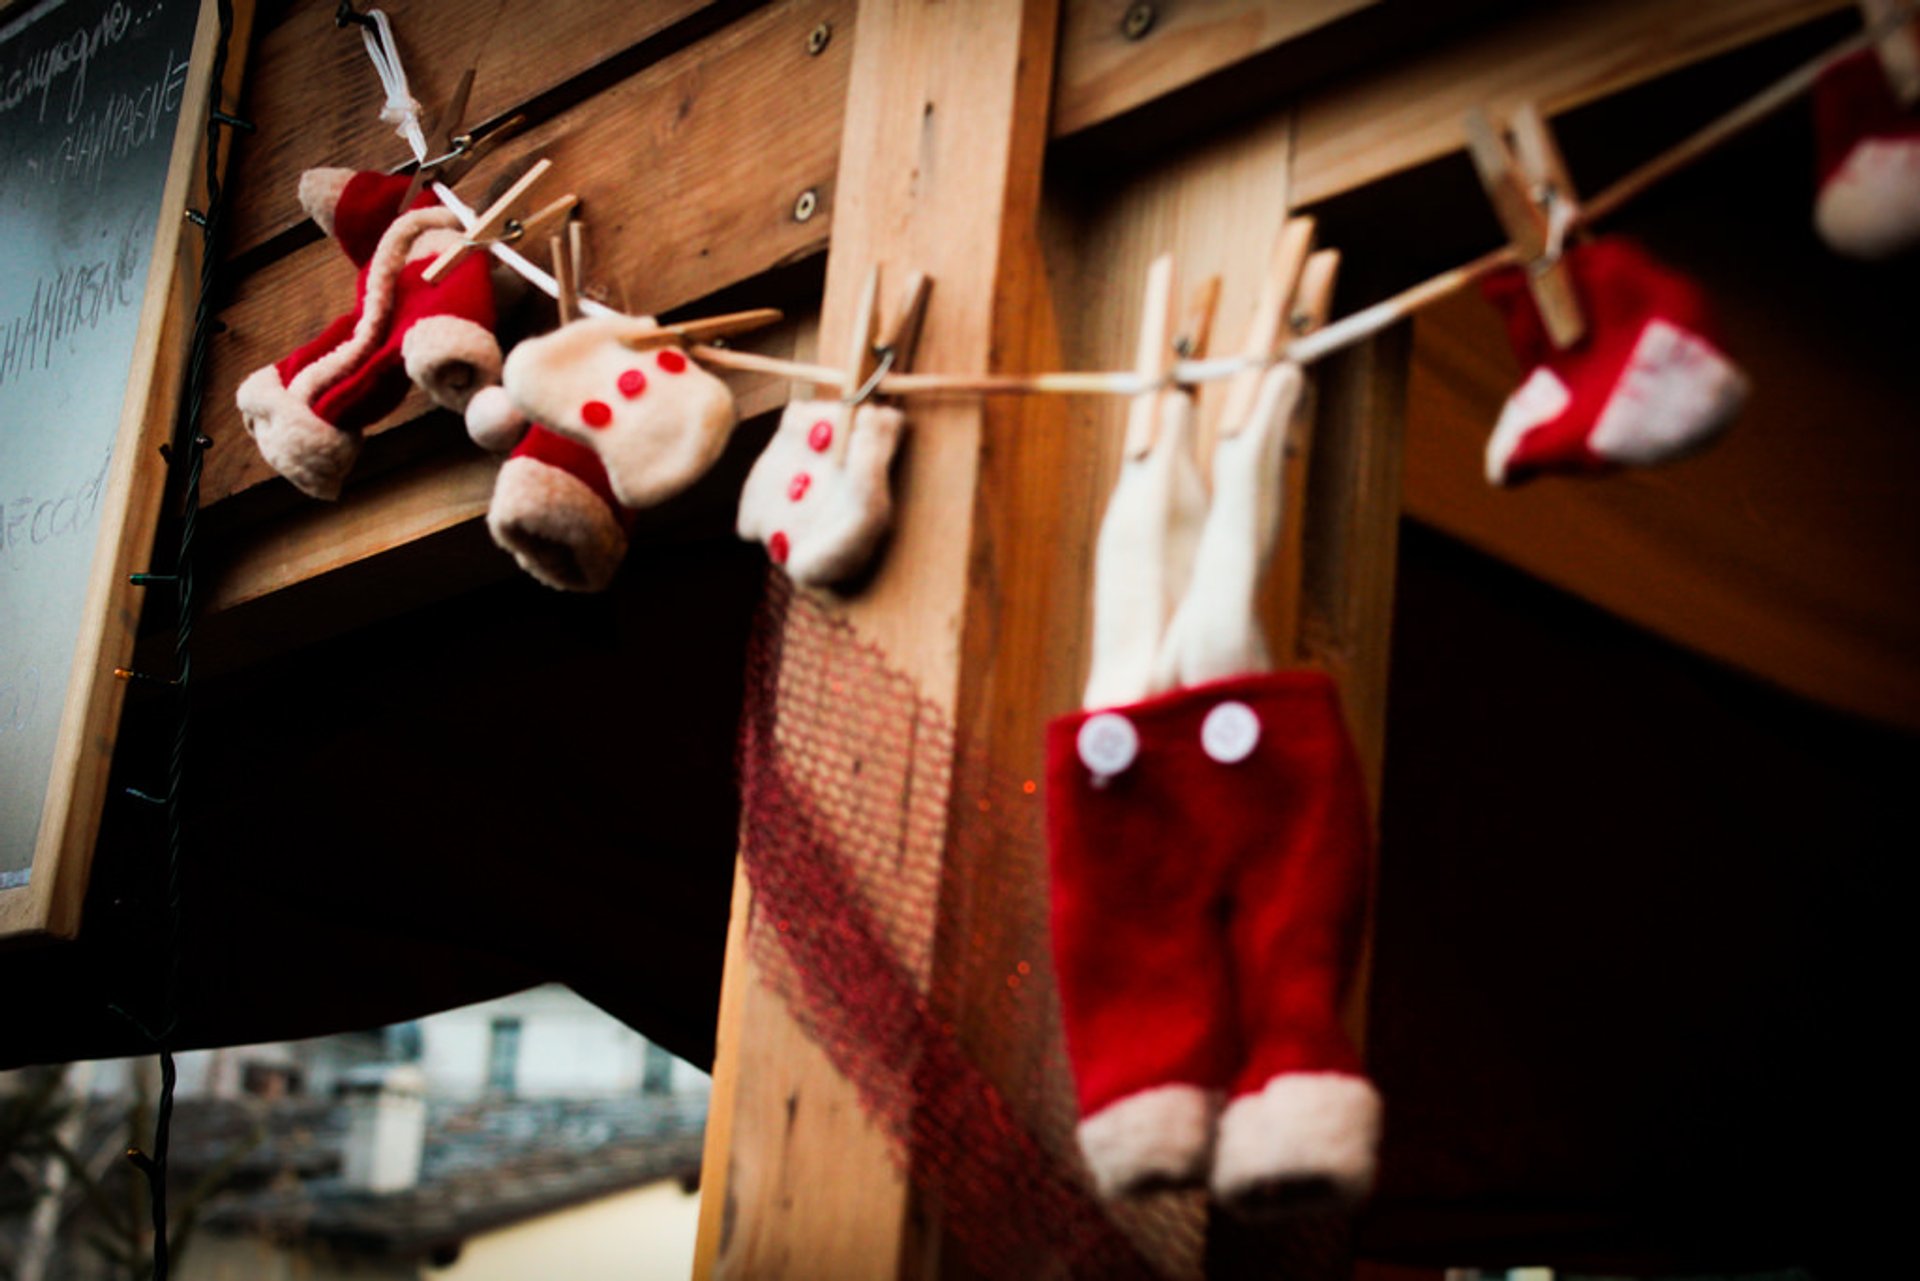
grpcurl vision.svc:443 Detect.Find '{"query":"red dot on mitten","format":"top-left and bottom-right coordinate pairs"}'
top-left (1479, 237), bottom-right (1748, 487)
top-left (1813, 48), bottom-right (1920, 259)
top-left (500, 317), bottom-right (737, 511)
top-left (736, 399), bottom-right (905, 588)
top-left (487, 424), bottom-right (638, 593)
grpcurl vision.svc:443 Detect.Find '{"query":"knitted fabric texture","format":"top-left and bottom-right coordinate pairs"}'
top-left (737, 399), bottom-right (905, 587)
top-left (236, 170), bottom-right (501, 500)
top-left (1812, 47), bottom-right (1920, 259)
top-left (501, 317), bottom-right (735, 511)
top-left (486, 425), bottom-right (637, 593)
top-left (1479, 236), bottom-right (1747, 486)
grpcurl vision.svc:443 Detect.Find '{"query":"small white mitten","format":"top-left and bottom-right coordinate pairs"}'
top-left (737, 399), bottom-right (904, 587)
top-left (501, 316), bottom-right (737, 509)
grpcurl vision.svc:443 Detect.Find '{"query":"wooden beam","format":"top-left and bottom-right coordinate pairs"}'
top-left (697, 1), bottom-right (1066, 1275)
top-left (226, 0), bottom-right (718, 255)
top-left (1405, 286), bottom-right (1920, 732)
top-left (205, 0), bottom-right (850, 507)
top-left (1291, 0), bottom-right (1847, 206)
top-left (1051, 0), bottom-right (1378, 137)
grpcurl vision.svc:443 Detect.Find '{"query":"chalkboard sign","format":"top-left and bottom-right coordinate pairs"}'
top-left (0, 0), bottom-right (225, 938)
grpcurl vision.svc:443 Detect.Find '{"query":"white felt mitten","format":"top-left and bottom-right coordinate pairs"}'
top-left (501, 316), bottom-right (737, 509)
top-left (736, 400), bottom-right (905, 587)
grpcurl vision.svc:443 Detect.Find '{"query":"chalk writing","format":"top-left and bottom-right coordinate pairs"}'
top-left (0, 663), bottom-right (42, 738)
top-left (0, 0), bottom-right (135, 125)
top-left (0, 220), bottom-right (146, 387)
top-left (0, 446), bottom-right (114, 571)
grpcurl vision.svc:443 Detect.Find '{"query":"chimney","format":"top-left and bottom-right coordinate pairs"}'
top-left (339, 1065), bottom-right (427, 1193)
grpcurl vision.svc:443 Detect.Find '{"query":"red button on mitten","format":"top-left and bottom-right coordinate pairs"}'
top-left (236, 170), bottom-right (504, 500)
top-left (736, 399), bottom-right (904, 587)
top-left (1813, 48), bottom-right (1920, 259)
top-left (1479, 237), bottom-right (1748, 486)
top-left (500, 317), bottom-right (736, 510)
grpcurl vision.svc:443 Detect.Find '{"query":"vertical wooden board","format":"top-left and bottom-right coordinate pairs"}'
top-left (699, 1), bottom-right (1066, 1277)
top-left (225, 0), bottom-right (718, 255)
top-left (203, 0), bottom-right (851, 508)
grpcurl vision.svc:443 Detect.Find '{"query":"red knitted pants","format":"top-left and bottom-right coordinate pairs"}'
top-left (1046, 670), bottom-right (1378, 1203)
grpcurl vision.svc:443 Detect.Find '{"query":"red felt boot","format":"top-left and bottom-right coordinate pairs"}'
top-left (1479, 237), bottom-right (1748, 486)
top-left (236, 170), bottom-right (503, 500)
top-left (1814, 48), bottom-right (1920, 259)
top-left (487, 422), bottom-right (637, 593)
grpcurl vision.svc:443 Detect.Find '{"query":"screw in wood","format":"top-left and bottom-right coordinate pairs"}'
top-left (807, 22), bottom-right (832, 55)
top-left (1122, 2), bottom-right (1155, 40)
top-left (793, 188), bottom-right (819, 222)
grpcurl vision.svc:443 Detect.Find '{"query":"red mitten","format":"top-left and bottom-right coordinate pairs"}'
top-left (236, 170), bottom-right (503, 500)
top-left (1048, 674), bottom-right (1378, 1208)
top-left (1480, 237), bottom-right (1748, 486)
top-left (1814, 48), bottom-right (1920, 259)
top-left (487, 422), bottom-right (637, 593)
top-left (500, 317), bottom-right (736, 510)
top-left (735, 399), bottom-right (904, 587)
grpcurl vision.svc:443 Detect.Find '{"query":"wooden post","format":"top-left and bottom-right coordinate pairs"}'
top-left (696, 2), bottom-right (1065, 1276)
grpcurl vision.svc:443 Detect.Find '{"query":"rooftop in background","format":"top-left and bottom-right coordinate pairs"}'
top-left (185, 1092), bottom-right (706, 1261)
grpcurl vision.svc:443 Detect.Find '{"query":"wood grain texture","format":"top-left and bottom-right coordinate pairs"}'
top-left (203, 0), bottom-right (850, 508)
top-left (1052, 0), bottom-right (1376, 136)
top-left (1405, 286), bottom-right (1920, 732)
top-left (0, 0), bottom-right (257, 940)
top-left (1291, 0), bottom-right (1848, 206)
top-left (698, 1), bottom-right (1066, 1276)
top-left (225, 0), bottom-right (716, 255)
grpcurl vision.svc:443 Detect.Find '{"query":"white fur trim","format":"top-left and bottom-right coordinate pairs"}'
top-left (465, 385), bottom-right (529, 452)
top-left (235, 365), bottom-right (359, 501)
top-left (1082, 394), bottom-right (1207, 708)
top-left (735, 400), bottom-right (905, 587)
top-left (1815, 137), bottom-right (1920, 260)
top-left (1484, 365), bottom-right (1571, 485)
top-left (1589, 319), bottom-right (1747, 466)
top-left (1077, 1084), bottom-right (1218, 1198)
top-left (297, 167), bottom-right (355, 238)
top-left (504, 317), bottom-right (737, 509)
top-left (486, 455), bottom-right (627, 592)
top-left (402, 315), bottom-right (502, 413)
top-left (285, 206), bottom-right (460, 408)
top-left (1211, 1072), bottom-right (1382, 1213)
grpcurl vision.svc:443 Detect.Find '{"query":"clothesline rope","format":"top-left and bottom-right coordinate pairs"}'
top-left (356, 8), bottom-right (1902, 397)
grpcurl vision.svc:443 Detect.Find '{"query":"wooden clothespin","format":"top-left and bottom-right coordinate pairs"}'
top-left (1218, 216), bottom-right (1316, 439)
top-left (551, 221), bottom-right (586, 324)
top-left (613, 308), bottom-right (787, 352)
top-left (1283, 247), bottom-right (1341, 456)
top-left (400, 70), bottom-right (527, 207)
top-left (423, 157), bottom-right (578, 283)
top-left (838, 265), bottom-right (884, 408)
top-left (1122, 253), bottom-right (1182, 460)
top-left (1860, 0), bottom-right (1920, 105)
top-left (1465, 102), bottom-right (1585, 348)
top-left (876, 271), bottom-right (933, 386)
